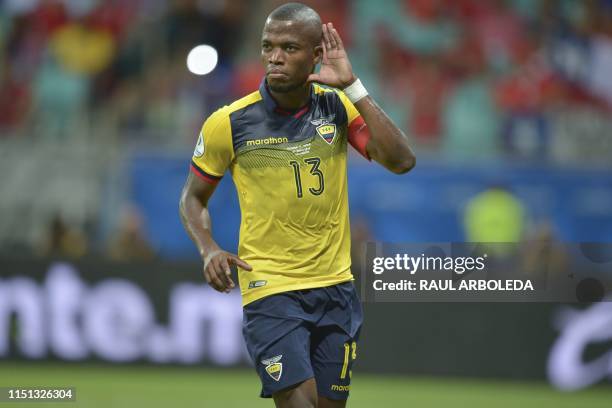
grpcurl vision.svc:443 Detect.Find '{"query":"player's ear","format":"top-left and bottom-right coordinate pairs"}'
top-left (314, 44), bottom-right (322, 65)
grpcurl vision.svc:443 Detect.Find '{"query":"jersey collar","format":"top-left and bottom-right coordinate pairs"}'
top-left (259, 78), bottom-right (313, 119)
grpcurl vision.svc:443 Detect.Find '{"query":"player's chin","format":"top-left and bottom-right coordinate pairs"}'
top-left (267, 76), bottom-right (301, 93)
top-left (267, 81), bottom-right (291, 93)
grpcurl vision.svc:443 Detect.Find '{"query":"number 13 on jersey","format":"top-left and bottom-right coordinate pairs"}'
top-left (289, 157), bottom-right (324, 198)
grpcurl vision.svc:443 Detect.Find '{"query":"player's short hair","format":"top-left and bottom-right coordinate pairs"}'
top-left (266, 2), bottom-right (322, 47)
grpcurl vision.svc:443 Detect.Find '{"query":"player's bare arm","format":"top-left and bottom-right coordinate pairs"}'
top-left (308, 22), bottom-right (416, 174)
top-left (179, 173), bottom-right (252, 293)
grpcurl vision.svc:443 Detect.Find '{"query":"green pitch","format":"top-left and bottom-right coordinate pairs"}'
top-left (0, 363), bottom-right (611, 408)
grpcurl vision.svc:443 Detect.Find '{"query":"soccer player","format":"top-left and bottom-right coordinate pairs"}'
top-left (179, 3), bottom-right (415, 407)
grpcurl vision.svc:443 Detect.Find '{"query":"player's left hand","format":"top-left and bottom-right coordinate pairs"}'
top-left (307, 22), bottom-right (356, 89)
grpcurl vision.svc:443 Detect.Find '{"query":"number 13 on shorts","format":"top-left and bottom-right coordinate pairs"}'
top-left (340, 341), bottom-right (357, 379)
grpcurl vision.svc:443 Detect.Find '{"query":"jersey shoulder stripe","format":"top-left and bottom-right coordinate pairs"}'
top-left (203, 90), bottom-right (263, 136)
top-left (191, 90), bottom-right (263, 178)
top-left (226, 90), bottom-right (263, 115)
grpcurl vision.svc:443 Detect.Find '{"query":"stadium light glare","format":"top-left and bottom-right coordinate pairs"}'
top-left (186, 45), bottom-right (218, 76)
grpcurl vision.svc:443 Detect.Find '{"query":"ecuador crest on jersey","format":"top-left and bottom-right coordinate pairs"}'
top-left (316, 123), bottom-right (337, 144)
top-left (261, 355), bottom-right (283, 381)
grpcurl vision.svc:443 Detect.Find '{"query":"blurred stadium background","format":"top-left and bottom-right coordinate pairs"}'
top-left (1, 0), bottom-right (612, 406)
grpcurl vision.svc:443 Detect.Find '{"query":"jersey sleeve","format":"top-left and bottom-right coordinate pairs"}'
top-left (335, 89), bottom-right (372, 161)
top-left (190, 107), bottom-right (234, 184)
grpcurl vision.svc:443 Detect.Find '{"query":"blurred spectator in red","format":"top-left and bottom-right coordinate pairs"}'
top-left (442, 28), bottom-right (500, 159)
top-left (405, 56), bottom-right (451, 146)
top-left (0, 68), bottom-right (31, 133)
top-left (454, 0), bottom-right (526, 73)
top-left (84, 0), bottom-right (140, 39)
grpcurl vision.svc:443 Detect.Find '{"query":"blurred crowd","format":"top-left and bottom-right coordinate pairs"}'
top-left (0, 0), bottom-right (248, 144)
top-left (1, 0), bottom-right (611, 163)
top-left (2, 0), bottom-right (612, 259)
top-left (352, 0), bottom-right (612, 163)
top-left (40, 205), bottom-right (156, 261)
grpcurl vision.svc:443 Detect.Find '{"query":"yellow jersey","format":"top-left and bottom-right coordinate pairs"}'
top-left (191, 79), bottom-right (370, 305)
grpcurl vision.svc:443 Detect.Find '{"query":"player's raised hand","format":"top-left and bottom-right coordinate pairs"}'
top-left (203, 249), bottom-right (252, 293)
top-left (307, 22), bottom-right (356, 89)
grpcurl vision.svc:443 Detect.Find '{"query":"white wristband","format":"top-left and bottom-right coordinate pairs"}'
top-left (343, 78), bottom-right (368, 104)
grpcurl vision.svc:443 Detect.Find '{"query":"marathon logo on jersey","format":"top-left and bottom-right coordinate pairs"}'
top-left (312, 115), bottom-right (337, 145)
top-left (261, 355), bottom-right (283, 381)
top-left (246, 137), bottom-right (288, 146)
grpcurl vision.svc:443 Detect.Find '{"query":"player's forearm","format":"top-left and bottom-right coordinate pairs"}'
top-left (179, 195), bottom-right (220, 258)
top-left (354, 95), bottom-right (416, 174)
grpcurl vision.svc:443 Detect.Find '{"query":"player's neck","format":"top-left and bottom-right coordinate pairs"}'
top-left (269, 83), bottom-right (311, 111)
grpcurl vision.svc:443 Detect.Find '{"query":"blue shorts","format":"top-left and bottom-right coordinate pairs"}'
top-left (242, 281), bottom-right (363, 400)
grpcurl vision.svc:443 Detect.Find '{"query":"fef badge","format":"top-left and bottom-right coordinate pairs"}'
top-left (261, 355), bottom-right (283, 381)
top-left (316, 123), bottom-right (336, 144)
